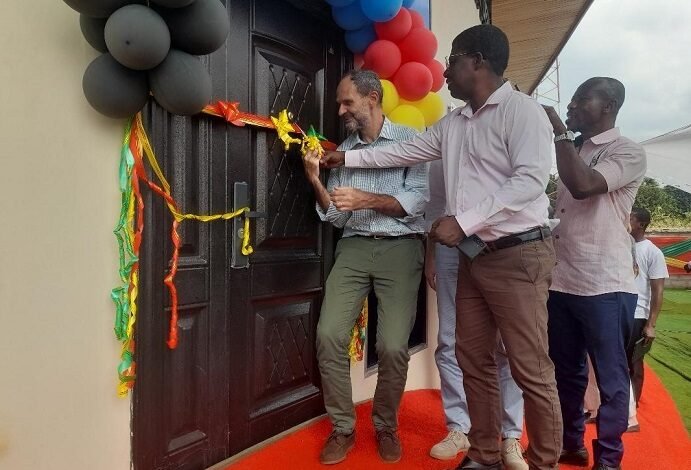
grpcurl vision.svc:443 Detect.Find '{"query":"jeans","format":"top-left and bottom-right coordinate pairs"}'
top-left (434, 243), bottom-right (524, 438)
top-left (548, 290), bottom-right (637, 467)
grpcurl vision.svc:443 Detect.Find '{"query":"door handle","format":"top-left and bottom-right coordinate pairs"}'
top-left (231, 182), bottom-right (265, 268)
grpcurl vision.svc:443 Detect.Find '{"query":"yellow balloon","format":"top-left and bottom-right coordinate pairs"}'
top-left (388, 104), bottom-right (425, 132)
top-left (380, 79), bottom-right (399, 115)
top-left (402, 92), bottom-right (445, 127)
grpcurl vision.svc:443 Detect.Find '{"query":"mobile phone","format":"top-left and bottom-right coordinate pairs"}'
top-left (457, 234), bottom-right (487, 260)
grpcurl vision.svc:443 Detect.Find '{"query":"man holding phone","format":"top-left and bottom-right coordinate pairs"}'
top-left (319, 24), bottom-right (561, 470)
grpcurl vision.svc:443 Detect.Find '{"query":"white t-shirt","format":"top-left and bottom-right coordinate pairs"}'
top-left (634, 239), bottom-right (669, 319)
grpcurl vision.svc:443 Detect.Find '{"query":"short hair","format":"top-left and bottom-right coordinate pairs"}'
top-left (583, 77), bottom-right (626, 113)
top-left (631, 207), bottom-right (651, 227)
top-left (342, 69), bottom-right (383, 104)
top-left (452, 24), bottom-right (509, 76)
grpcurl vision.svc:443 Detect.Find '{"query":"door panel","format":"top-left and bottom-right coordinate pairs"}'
top-left (134, 0), bottom-right (345, 468)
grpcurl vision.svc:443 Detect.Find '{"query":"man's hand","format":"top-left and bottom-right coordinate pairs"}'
top-left (643, 324), bottom-right (656, 344)
top-left (542, 105), bottom-right (567, 135)
top-left (303, 149), bottom-right (321, 183)
top-left (430, 216), bottom-right (465, 247)
top-left (331, 187), bottom-right (369, 211)
top-left (322, 150), bottom-right (346, 168)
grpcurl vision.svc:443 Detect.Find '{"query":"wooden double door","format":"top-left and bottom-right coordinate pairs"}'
top-left (133, 1), bottom-right (346, 468)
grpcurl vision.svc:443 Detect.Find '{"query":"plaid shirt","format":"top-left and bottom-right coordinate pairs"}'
top-left (316, 118), bottom-right (429, 237)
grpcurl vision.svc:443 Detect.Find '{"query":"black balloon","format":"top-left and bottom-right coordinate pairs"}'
top-left (156, 0), bottom-right (230, 55)
top-left (63, 0), bottom-right (135, 18)
top-left (104, 5), bottom-right (171, 71)
top-left (82, 54), bottom-right (149, 118)
top-left (150, 0), bottom-right (196, 7)
top-left (149, 49), bottom-right (212, 115)
top-left (79, 15), bottom-right (108, 53)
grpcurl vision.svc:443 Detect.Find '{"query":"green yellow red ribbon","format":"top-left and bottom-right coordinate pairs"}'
top-left (112, 104), bottom-right (344, 396)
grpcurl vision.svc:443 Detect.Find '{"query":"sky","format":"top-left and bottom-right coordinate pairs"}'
top-left (540, 0), bottom-right (691, 143)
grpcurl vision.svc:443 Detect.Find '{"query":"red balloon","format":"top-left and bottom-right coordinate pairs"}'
top-left (374, 8), bottom-right (412, 43)
top-left (426, 59), bottom-right (445, 92)
top-left (408, 9), bottom-right (425, 29)
top-left (399, 27), bottom-right (438, 64)
top-left (393, 61), bottom-right (433, 101)
top-left (363, 40), bottom-right (402, 79)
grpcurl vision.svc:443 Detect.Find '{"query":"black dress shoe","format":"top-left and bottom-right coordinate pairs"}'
top-left (592, 464), bottom-right (621, 470)
top-left (559, 447), bottom-right (589, 466)
top-left (455, 455), bottom-right (503, 469)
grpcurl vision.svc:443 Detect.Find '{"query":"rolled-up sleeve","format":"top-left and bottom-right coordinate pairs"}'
top-left (315, 168), bottom-right (352, 228)
top-left (391, 162), bottom-right (429, 222)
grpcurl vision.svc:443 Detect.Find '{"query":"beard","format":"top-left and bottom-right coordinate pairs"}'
top-left (343, 111), bottom-right (368, 133)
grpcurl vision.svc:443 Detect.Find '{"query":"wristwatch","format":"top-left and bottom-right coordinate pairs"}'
top-left (554, 131), bottom-right (575, 143)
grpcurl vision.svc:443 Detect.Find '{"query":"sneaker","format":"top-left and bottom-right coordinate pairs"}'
top-left (430, 429), bottom-right (470, 460)
top-left (501, 438), bottom-right (528, 470)
top-left (375, 428), bottom-right (402, 463)
top-left (319, 430), bottom-right (355, 465)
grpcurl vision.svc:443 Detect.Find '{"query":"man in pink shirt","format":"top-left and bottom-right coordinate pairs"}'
top-left (543, 78), bottom-right (646, 470)
top-left (319, 25), bottom-right (562, 470)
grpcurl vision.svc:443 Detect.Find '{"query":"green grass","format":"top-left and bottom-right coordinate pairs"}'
top-left (645, 288), bottom-right (691, 433)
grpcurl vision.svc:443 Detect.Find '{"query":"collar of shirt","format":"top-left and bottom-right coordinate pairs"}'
top-left (349, 117), bottom-right (397, 147)
top-left (459, 81), bottom-right (513, 118)
top-left (588, 127), bottom-right (621, 145)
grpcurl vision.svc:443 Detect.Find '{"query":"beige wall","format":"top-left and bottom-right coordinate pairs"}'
top-left (0, 1), bottom-right (130, 469)
top-left (432, 0), bottom-right (480, 111)
top-left (350, 0), bottom-right (480, 403)
top-left (0, 0), bottom-right (480, 468)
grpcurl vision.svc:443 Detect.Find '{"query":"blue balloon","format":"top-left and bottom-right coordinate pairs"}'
top-left (332, 1), bottom-right (370, 30)
top-left (325, 0), bottom-right (355, 6)
top-left (360, 0), bottom-right (402, 22)
top-left (344, 24), bottom-right (376, 54)
top-left (402, 0), bottom-right (416, 7)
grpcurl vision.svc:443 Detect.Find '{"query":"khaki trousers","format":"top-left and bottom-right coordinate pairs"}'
top-left (316, 236), bottom-right (424, 433)
top-left (456, 239), bottom-right (562, 469)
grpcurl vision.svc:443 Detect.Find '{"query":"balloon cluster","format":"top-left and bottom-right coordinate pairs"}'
top-left (64, 0), bottom-right (230, 118)
top-left (326, 0), bottom-right (445, 131)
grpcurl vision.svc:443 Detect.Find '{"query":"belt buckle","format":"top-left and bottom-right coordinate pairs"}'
top-left (372, 234), bottom-right (385, 240)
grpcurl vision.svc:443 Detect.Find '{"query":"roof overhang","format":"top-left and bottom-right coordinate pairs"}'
top-left (493, 0), bottom-right (594, 94)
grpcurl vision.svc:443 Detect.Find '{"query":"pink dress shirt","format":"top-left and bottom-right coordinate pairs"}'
top-left (345, 82), bottom-right (553, 242)
top-left (550, 128), bottom-right (647, 296)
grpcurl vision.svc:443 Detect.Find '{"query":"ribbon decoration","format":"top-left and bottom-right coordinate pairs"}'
top-left (112, 104), bottom-right (346, 395)
top-left (348, 299), bottom-right (368, 362)
top-left (666, 257), bottom-right (689, 269)
top-left (271, 109), bottom-right (303, 150)
top-left (202, 101), bottom-right (338, 152)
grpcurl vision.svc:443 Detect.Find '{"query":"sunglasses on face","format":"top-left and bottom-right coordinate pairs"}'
top-left (444, 51), bottom-right (480, 68)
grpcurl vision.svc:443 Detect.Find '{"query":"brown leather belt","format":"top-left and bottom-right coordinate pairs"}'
top-left (483, 226), bottom-right (551, 253)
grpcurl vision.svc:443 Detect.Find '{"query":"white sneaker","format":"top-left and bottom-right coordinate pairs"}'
top-left (501, 438), bottom-right (528, 470)
top-left (429, 429), bottom-right (470, 460)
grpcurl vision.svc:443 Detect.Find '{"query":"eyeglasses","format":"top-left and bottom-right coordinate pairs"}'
top-left (444, 51), bottom-right (479, 68)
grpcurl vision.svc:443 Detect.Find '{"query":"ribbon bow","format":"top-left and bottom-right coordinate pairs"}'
top-left (301, 125), bottom-right (327, 158)
top-left (271, 109), bottom-right (302, 150)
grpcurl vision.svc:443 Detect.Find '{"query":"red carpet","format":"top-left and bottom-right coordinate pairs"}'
top-left (224, 365), bottom-right (690, 469)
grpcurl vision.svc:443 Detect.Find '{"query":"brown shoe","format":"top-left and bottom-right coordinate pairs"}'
top-left (319, 430), bottom-right (355, 465)
top-left (376, 428), bottom-right (402, 463)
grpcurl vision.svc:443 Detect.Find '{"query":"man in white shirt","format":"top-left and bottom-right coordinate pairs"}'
top-left (628, 207), bottom-right (668, 405)
top-left (319, 24), bottom-right (561, 470)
